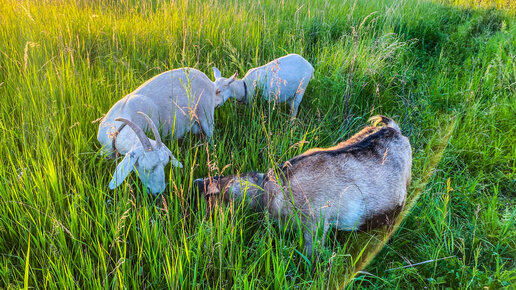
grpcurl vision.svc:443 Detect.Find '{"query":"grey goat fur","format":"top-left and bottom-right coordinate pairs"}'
top-left (98, 68), bottom-right (216, 194)
top-left (194, 116), bottom-right (412, 258)
top-left (194, 172), bottom-right (265, 210)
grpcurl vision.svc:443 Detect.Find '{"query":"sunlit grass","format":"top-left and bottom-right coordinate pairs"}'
top-left (0, 0), bottom-right (514, 288)
top-left (439, 0), bottom-right (515, 11)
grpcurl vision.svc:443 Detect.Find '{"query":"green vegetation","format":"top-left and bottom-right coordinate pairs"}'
top-left (0, 0), bottom-right (514, 288)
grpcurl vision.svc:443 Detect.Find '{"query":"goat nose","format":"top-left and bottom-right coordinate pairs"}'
top-left (149, 182), bottom-right (166, 195)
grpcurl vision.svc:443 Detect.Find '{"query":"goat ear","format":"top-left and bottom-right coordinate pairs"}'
top-left (227, 71), bottom-right (238, 85)
top-left (213, 67), bottom-right (221, 79)
top-left (109, 151), bottom-right (138, 189)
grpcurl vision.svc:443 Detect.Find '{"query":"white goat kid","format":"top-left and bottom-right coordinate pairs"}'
top-left (213, 53), bottom-right (314, 116)
top-left (98, 68), bottom-right (216, 194)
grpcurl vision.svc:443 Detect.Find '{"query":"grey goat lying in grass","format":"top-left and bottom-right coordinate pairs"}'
top-left (98, 68), bottom-right (216, 194)
top-left (212, 53), bottom-right (314, 116)
top-left (194, 116), bottom-right (412, 258)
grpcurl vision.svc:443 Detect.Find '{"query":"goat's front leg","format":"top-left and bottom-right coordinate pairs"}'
top-left (303, 221), bottom-right (318, 260)
top-left (199, 116), bottom-right (214, 140)
top-left (321, 219), bottom-right (330, 246)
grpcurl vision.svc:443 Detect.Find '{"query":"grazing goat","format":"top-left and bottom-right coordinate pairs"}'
top-left (98, 68), bottom-right (216, 194)
top-left (194, 116), bottom-right (412, 258)
top-left (212, 54), bottom-right (314, 116)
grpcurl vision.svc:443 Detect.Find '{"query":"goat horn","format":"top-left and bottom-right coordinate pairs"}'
top-left (137, 111), bottom-right (162, 148)
top-left (115, 117), bottom-right (153, 151)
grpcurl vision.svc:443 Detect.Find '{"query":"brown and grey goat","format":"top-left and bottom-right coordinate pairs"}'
top-left (194, 116), bottom-right (412, 258)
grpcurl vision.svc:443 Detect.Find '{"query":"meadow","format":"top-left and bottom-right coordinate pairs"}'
top-left (0, 0), bottom-right (514, 288)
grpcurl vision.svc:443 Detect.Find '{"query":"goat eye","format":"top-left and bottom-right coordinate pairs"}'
top-left (215, 89), bottom-right (221, 95)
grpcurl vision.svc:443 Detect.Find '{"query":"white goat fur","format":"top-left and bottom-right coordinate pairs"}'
top-left (98, 68), bottom-right (216, 194)
top-left (213, 54), bottom-right (314, 116)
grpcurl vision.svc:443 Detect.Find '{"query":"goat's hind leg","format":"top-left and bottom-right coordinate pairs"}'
top-left (303, 219), bottom-right (331, 261)
top-left (289, 82), bottom-right (309, 117)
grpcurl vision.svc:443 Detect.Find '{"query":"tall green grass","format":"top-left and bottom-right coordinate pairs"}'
top-left (0, 0), bottom-right (514, 288)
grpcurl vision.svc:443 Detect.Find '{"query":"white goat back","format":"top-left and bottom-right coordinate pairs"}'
top-left (244, 53), bottom-right (314, 103)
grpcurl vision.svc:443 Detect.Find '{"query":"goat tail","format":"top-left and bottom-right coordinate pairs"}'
top-left (369, 115), bottom-right (401, 132)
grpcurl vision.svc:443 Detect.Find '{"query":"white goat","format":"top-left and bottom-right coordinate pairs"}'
top-left (194, 116), bottom-right (412, 258)
top-left (98, 68), bottom-right (216, 194)
top-left (212, 53), bottom-right (314, 116)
